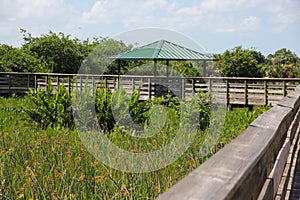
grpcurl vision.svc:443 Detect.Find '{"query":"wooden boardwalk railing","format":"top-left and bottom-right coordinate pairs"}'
top-left (0, 72), bottom-right (299, 106)
top-left (157, 85), bottom-right (300, 200)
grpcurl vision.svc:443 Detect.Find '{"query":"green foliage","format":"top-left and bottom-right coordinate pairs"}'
top-left (170, 61), bottom-right (201, 77)
top-left (0, 44), bottom-right (46, 72)
top-left (264, 48), bottom-right (300, 78)
top-left (0, 96), bottom-right (267, 199)
top-left (1, 30), bottom-right (299, 77)
top-left (128, 89), bottom-right (149, 125)
top-left (77, 37), bottom-right (133, 74)
top-left (270, 48), bottom-right (299, 65)
top-left (21, 30), bottom-right (88, 74)
top-left (216, 46), bottom-right (266, 77)
top-left (190, 92), bottom-right (212, 130)
top-left (219, 106), bottom-right (270, 147)
top-left (71, 81), bottom-right (96, 132)
top-left (73, 83), bottom-right (211, 134)
top-left (95, 85), bottom-right (115, 132)
top-left (24, 83), bottom-right (73, 129)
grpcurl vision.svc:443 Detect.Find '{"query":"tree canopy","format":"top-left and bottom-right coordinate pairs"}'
top-left (264, 48), bottom-right (300, 78)
top-left (0, 30), bottom-right (299, 77)
top-left (215, 46), bottom-right (266, 77)
top-left (0, 44), bottom-right (46, 72)
top-left (21, 30), bottom-right (91, 74)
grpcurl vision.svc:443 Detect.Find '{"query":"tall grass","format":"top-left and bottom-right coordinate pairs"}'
top-left (0, 96), bottom-right (268, 199)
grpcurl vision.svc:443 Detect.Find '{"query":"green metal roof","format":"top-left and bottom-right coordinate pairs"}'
top-left (114, 40), bottom-right (213, 61)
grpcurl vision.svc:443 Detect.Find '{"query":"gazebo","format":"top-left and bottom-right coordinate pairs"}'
top-left (114, 39), bottom-right (213, 77)
top-left (113, 39), bottom-right (213, 99)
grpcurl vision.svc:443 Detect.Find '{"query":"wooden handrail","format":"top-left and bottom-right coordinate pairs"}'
top-left (1, 72), bottom-right (300, 81)
top-left (156, 86), bottom-right (300, 200)
top-left (0, 72), bottom-right (299, 106)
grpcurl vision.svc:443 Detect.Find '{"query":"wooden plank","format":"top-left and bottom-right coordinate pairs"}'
top-left (268, 140), bottom-right (290, 198)
top-left (158, 85), bottom-right (300, 200)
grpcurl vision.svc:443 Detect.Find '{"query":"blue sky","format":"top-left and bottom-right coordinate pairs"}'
top-left (1, 0), bottom-right (299, 56)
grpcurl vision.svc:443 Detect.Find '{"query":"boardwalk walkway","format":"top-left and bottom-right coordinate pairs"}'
top-left (157, 86), bottom-right (300, 200)
top-left (290, 138), bottom-right (300, 199)
top-left (1, 72), bottom-right (300, 107)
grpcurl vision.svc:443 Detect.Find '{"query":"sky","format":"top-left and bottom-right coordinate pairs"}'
top-left (0, 0), bottom-right (300, 56)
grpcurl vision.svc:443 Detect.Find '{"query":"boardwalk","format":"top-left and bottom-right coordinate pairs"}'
top-left (290, 139), bottom-right (300, 199)
top-left (157, 85), bottom-right (300, 200)
top-left (1, 72), bottom-right (300, 106)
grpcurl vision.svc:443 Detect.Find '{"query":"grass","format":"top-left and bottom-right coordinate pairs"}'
top-left (0, 96), bottom-right (269, 199)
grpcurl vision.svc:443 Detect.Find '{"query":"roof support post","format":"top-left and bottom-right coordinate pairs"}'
top-left (166, 60), bottom-right (169, 77)
top-left (203, 60), bottom-right (207, 77)
top-left (117, 59), bottom-right (121, 76)
top-left (154, 59), bottom-right (157, 77)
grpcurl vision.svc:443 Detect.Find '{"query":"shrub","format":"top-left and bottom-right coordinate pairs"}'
top-left (95, 85), bottom-right (115, 132)
top-left (24, 83), bottom-right (73, 129)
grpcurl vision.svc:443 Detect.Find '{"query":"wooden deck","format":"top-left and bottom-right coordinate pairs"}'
top-left (156, 85), bottom-right (300, 200)
top-left (290, 134), bottom-right (300, 200)
top-left (0, 72), bottom-right (299, 106)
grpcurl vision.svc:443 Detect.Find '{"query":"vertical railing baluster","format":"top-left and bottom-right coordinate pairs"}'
top-left (244, 80), bottom-right (248, 106)
top-left (264, 80), bottom-right (268, 106)
top-left (283, 80), bottom-right (287, 96)
top-left (226, 80), bottom-right (230, 107)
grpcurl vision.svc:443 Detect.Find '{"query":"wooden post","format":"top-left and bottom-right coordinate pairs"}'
top-left (208, 78), bottom-right (212, 100)
top-left (57, 75), bottom-right (59, 86)
top-left (132, 78), bottom-right (135, 93)
top-left (27, 74), bottom-right (30, 90)
top-left (80, 76), bottom-right (83, 91)
top-left (116, 76), bottom-right (120, 89)
top-left (283, 80), bottom-right (287, 96)
top-left (264, 80), bottom-right (268, 106)
top-left (244, 80), bottom-right (248, 106)
top-left (166, 60), bottom-right (169, 77)
top-left (192, 78), bottom-right (195, 96)
top-left (45, 75), bottom-right (48, 90)
top-left (34, 74), bottom-right (37, 90)
top-left (203, 60), bottom-right (207, 77)
top-left (154, 60), bottom-right (157, 77)
top-left (117, 60), bottom-right (121, 76)
top-left (68, 75), bottom-right (71, 94)
top-left (226, 80), bottom-right (230, 107)
top-left (148, 77), bottom-right (151, 99)
top-left (181, 78), bottom-right (185, 100)
top-left (8, 74), bottom-right (11, 94)
top-left (104, 78), bottom-right (107, 91)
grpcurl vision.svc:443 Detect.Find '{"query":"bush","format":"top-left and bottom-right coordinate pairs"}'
top-left (95, 85), bottom-right (115, 132)
top-left (24, 82), bottom-right (212, 133)
top-left (24, 83), bottom-right (73, 129)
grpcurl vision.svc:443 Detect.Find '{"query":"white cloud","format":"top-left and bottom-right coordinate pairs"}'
top-left (80, 0), bottom-right (175, 27)
top-left (78, 0), bottom-right (269, 35)
top-left (0, 0), bottom-right (78, 46)
top-left (200, 0), bottom-right (264, 11)
top-left (217, 16), bottom-right (261, 34)
top-left (81, 0), bottom-right (119, 24)
top-left (1, 0), bottom-right (71, 21)
top-left (1, 0), bottom-right (299, 50)
top-left (268, 0), bottom-right (300, 30)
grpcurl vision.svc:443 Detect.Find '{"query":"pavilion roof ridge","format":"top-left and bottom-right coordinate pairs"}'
top-left (114, 39), bottom-right (213, 61)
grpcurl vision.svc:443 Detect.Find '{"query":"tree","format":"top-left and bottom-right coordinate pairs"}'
top-left (216, 46), bottom-right (265, 77)
top-left (265, 48), bottom-right (299, 78)
top-left (21, 30), bottom-right (88, 74)
top-left (21, 30), bottom-right (134, 74)
top-left (0, 44), bottom-right (45, 72)
top-left (80, 38), bottom-right (133, 74)
top-left (170, 61), bottom-right (201, 77)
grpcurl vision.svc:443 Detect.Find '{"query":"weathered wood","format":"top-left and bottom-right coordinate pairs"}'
top-left (157, 86), bottom-right (300, 200)
top-left (262, 140), bottom-right (289, 199)
top-left (0, 73), bottom-right (298, 106)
